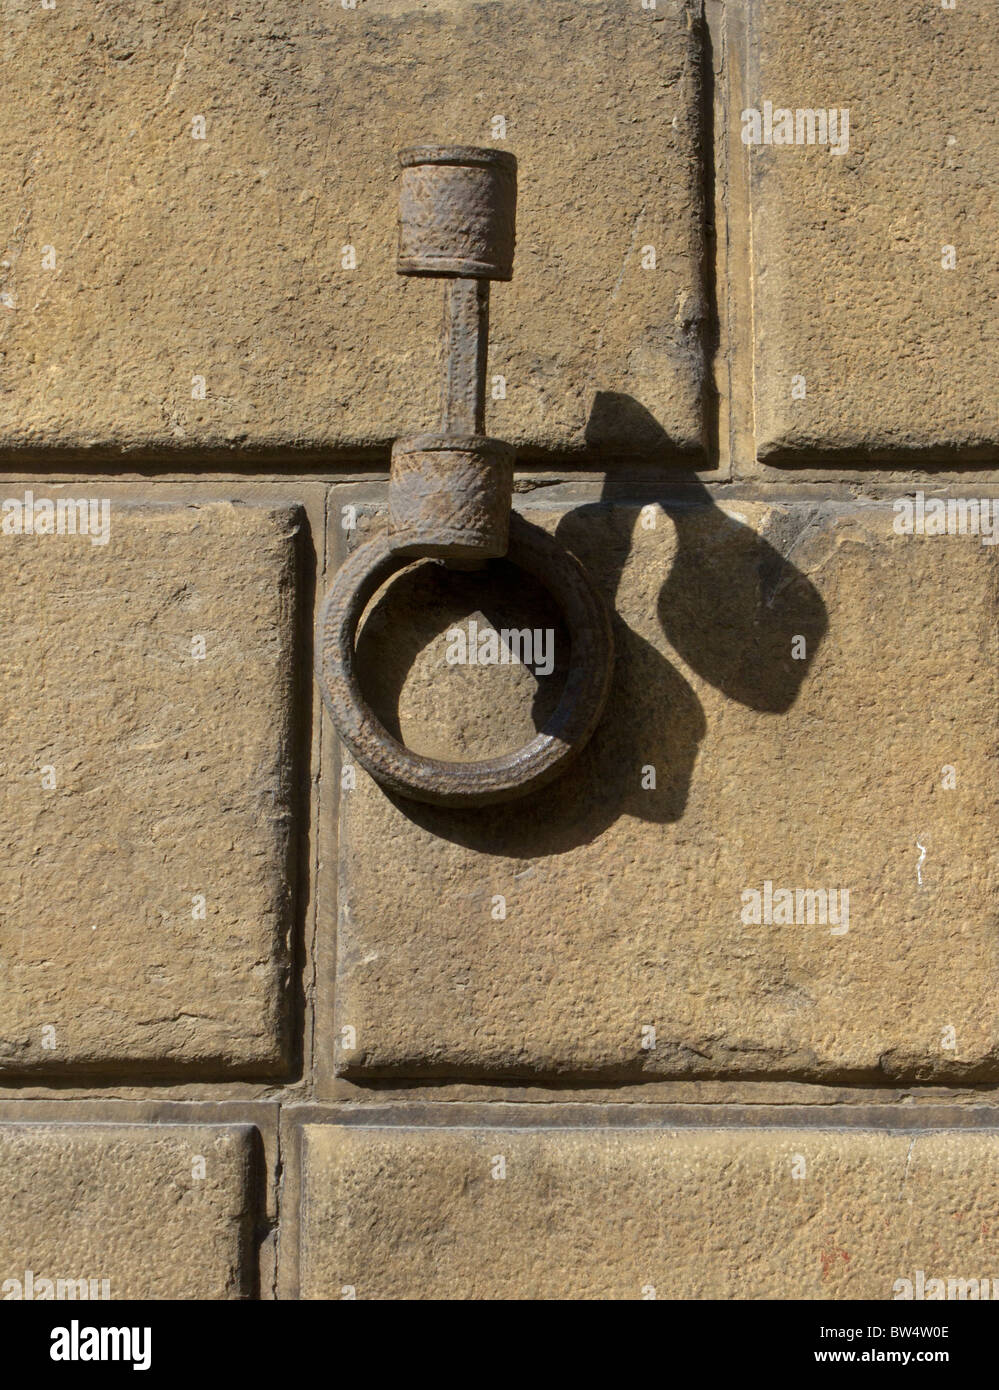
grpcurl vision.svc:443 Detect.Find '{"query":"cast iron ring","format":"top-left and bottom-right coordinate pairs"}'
top-left (316, 511), bottom-right (614, 807)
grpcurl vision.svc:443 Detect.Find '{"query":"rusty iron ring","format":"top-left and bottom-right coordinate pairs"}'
top-left (316, 512), bottom-right (614, 808)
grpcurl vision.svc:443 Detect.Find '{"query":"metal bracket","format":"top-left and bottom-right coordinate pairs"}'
top-left (316, 146), bottom-right (613, 807)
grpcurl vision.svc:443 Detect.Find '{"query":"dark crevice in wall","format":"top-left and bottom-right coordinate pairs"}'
top-left (284, 508), bottom-right (316, 1087)
top-left (697, 0), bottom-right (721, 470)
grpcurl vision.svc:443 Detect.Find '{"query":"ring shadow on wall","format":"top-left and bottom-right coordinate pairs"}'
top-left (356, 394), bottom-right (829, 856)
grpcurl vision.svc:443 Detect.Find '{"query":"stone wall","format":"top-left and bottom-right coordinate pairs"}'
top-left (1, 0), bottom-right (996, 1299)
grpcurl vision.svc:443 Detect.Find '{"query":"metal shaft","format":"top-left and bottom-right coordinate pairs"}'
top-left (440, 277), bottom-right (489, 436)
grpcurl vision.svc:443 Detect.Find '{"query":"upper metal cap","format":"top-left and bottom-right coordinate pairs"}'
top-left (397, 145), bottom-right (517, 280)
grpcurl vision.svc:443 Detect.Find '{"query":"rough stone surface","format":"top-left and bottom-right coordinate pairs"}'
top-left (335, 498), bottom-right (999, 1081)
top-left (0, 1123), bottom-right (257, 1299)
top-left (0, 502), bottom-right (299, 1076)
top-left (749, 0), bottom-right (999, 464)
top-left (301, 1124), bottom-right (999, 1299)
top-left (3, 0), bottom-right (999, 1308)
top-left (0, 0), bottom-right (705, 458)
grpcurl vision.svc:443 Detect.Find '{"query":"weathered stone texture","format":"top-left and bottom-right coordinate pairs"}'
top-left (335, 499), bottom-right (999, 1080)
top-left (0, 0), bottom-right (705, 457)
top-left (301, 1125), bottom-right (999, 1299)
top-left (749, 0), bottom-right (999, 462)
top-left (0, 502), bottom-right (299, 1075)
top-left (0, 1123), bottom-right (257, 1299)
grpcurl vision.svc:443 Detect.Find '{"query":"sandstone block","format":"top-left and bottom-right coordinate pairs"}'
top-left (301, 1125), bottom-right (999, 1299)
top-left (0, 0), bottom-right (705, 457)
top-left (747, 0), bottom-right (999, 463)
top-left (0, 501), bottom-right (300, 1075)
top-left (0, 1123), bottom-right (258, 1299)
top-left (334, 498), bottom-right (999, 1081)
